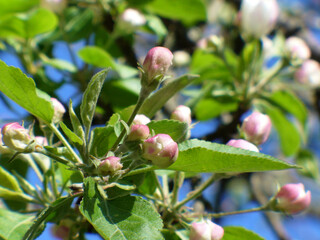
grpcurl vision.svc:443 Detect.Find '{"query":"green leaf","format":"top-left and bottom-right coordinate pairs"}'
top-left (145, 15), bottom-right (167, 41)
top-left (42, 58), bottom-right (77, 72)
top-left (295, 149), bottom-right (319, 180)
top-left (60, 122), bottom-right (84, 145)
top-left (168, 139), bottom-right (297, 173)
top-left (190, 49), bottom-right (232, 82)
top-left (64, 7), bottom-right (94, 42)
top-left (0, 60), bottom-right (54, 122)
top-left (137, 171), bottom-right (157, 196)
top-left (22, 196), bottom-right (76, 240)
top-left (263, 103), bottom-right (300, 156)
top-left (266, 90), bottom-right (307, 126)
top-left (146, 0), bottom-right (206, 24)
top-left (80, 69), bottom-right (109, 140)
top-left (147, 120), bottom-right (189, 142)
top-left (195, 98), bottom-right (238, 121)
top-left (0, 208), bottom-right (34, 240)
top-left (80, 177), bottom-right (164, 240)
top-left (13, 172), bottom-right (38, 198)
top-left (69, 100), bottom-right (85, 143)
top-left (114, 64), bottom-right (139, 79)
top-left (223, 226), bottom-right (264, 240)
top-left (103, 78), bottom-right (140, 110)
top-left (0, 186), bottom-right (34, 202)
top-left (78, 46), bottom-right (116, 68)
top-left (0, 8), bottom-right (58, 38)
top-left (23, 8), bottom-right (58, 38)
top-left (140, 74), bottom-right (198, 118)
top-left (89, 126), bottom-right (117, 157)
top-left (0, 166), bottom-right (22, 192)
top-left (0, 0), bottom-right (38, 15)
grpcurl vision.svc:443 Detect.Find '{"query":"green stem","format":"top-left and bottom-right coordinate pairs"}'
top-left (243, 40), bottom-right (261, 102)
top-left (250, 59), bottom-right (287, 97)
top-left (151, 171), bottom-right (165, 202)
top-left (50, 166), bottom-right (59, 199)
top-left (162, 174), bottom-right (169, 205)
top-left (204, 205), bottom-right (268, 218)
top-left (110, 87), bottom-right (150, 152)
top-left (174, 173), bottom-right (227, 210)
top-left (22, 155), bottom-right (43, 182)
top-left (171, 171), bottom-right (184, 206)
top-left (123, 165), bottom-right (157, 177)
top-left (48, 123), bottom-right (82, 164)
top-left (36, 149), bottom-right (74, 167)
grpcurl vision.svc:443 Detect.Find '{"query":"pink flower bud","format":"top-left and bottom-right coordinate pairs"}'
top-left (119, 8), bottom-right (146, 28)
top-left (127, 124), bottom-right (150, 141)
top-left (142, 134), bottom-right (178, 168)
top-left (240, 0), bottom-right (279, 38)
top-left (242, 112), bottom-right (272, 145)
top-left (98, 156), bottom-right (123, 176)
top-left (1, 122), bottom-right (31, 152)
top-left (171, 105), bottom-right (192, 125)
top-left (275, 183), bottom-right (311, 214)
top-left (133, 114), bottom-right (151, 125)
top-left (142, 47), bottom-right (173, 84)
top-left (190, 220), bottom-right (224, 240)
top-left (285, 37), bottom-right (311, 60)
top-left (51, 98), bottom-right (66, 123)
top-left (294, 59), bottom-right (320, 86)
top-left (40, 0), bottom-right (67, 14)
top-left (226, 139), bottom-right (259, 152)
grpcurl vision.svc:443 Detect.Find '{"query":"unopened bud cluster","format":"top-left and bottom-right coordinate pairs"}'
top-left (241, 112), bottom-right (272, 146)
top-left (98, 156), bottom-right (123, 176)
top-left (1, 122), bottom-right (32, 152)
top-left (226, 111), bottom-right (272, 152)
top-left (272, 183), bottom-right (311, 215)
top-left (51, 98), bottom-right (66, 123)
top-left (142, 134), bottom-right (178, 168)
top-left (171, 105), bottom-right (192, 139)
top-left (240, 0), bottom-right (279, 39)
top-left (295, 59), bottom-right (320, 87)
top-left (285, 37), bottom-right (311, 61)
top-left (142, 47), bottom-right (173, 87)
top-left (226, 139), bottom-right (259, 152)
top-left (190, 220), bottom-right (224, 240)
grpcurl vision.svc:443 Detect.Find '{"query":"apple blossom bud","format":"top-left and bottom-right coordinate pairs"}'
top-left (190, 220), bottom-right (224, 240)
top-left (40, 0), bottom-right (67, 14)
top-left (171, 105), bottom-right (192, 125)
top-left (242, 112), bottom-right (272, 145)
top-left (142, 47), bottom-right (173, 84)
top-left (119, 8), bottom-right (146, 28)
top-left (295, 59), bottom-right (320, 86)
top-left (285, 37), bottom-right (311, 60)
top-left (240, 0), bottom-right (279, 39)
top-left (133, 114), bottom-right (151, 125)
top-left (142, 134), bottom-right (178, 168)
top-left (274, 183), bottom-right (311, 214)
top-left (127, 124), bottom-right (150, 141)
top-left (98, 156), bottom-right (123, 176)
top-left (226, 139), bottom-right (259, 152)
top-left (0, 129), bottom-right (12, 154)
top-left (51, 98), bottom-right (66, 123)
top-left (1, 122), bottom-right (32, 152)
